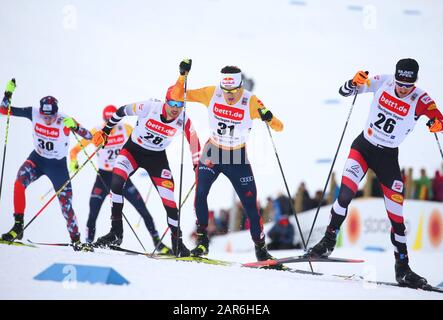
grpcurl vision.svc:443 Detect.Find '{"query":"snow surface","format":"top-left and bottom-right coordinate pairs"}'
top-left (1, 242), bottom-right (442, 300)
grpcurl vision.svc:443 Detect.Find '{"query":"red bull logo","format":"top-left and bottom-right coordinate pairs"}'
top-left (221, 77), bottom-right (235, 86)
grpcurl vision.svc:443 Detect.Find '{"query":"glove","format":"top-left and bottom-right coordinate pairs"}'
top-left (4, 78), bottom-right (16, 99)
top-left (427, 118), bottom-right (443, 133)
top-left (258, 108), bottom-right (273, 122)
top-left (193, 163), bottom-right (199, 172)
top-left (179, 59), bottom-right (192, 75)
top-left (69, 159), bottom-right (79, 173)
top-left (63, 117), bottom-right (79, 130)
top-left (352, 71), bottom-right (369, 86)
top-left (92, 130), bottom-right (108, 148)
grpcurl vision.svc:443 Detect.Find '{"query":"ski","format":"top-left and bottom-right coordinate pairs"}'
top-left (0, 239), bottom-right (36, 248)
top-left (27, 239), bottom-right (72, 247)
top-left (358, 278), bottom-right (443, 293)
top-left (108, 245), bottom-right (235, 266)
top-left (242, 255), bottom-right (365, 268)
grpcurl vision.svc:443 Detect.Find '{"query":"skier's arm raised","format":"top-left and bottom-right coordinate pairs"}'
top-left (339, 71), bottom-right (389, 97)
top-left (92, 100), bottom-right (154, 147)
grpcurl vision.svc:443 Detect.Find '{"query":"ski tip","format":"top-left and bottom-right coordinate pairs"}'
top-left (242, 259), bottom-right (277, 268)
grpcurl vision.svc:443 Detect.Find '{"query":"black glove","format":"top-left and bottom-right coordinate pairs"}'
top-left (258, 108), bottom-right (273, 122)
top-left (179, 59), bottom-right (192, 75)
top-left (426, 118), bottom-right (436, 128)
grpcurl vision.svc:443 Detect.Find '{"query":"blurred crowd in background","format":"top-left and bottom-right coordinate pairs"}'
top-left (191, 166), bottom-right (443, 250)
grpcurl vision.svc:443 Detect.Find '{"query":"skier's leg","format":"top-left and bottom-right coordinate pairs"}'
top-left (376, 151), bottom-right (428, 287)
top-left (86, 171), bottom-right (110, 243)
top-left (144, 151), bottom-right (191, 257)
top-left (190, 159), bottom-right (220, 256)
top-left (308, 147), bottom-right (368, 257)
top-left (123, 178), bottom-right (157, 237)
top-left (95, 148), bottom-right (139, 247)
top-left (47, 160), bottom-right (81, 242)
top-left (2, 157), bottom-right (42, 241)
top-left (111, 149), bottom-right (138, 234)
top-left (328, 148), bottom-right (368, 231)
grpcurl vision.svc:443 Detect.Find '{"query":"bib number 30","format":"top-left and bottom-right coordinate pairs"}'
top-left (38, 139), bottom-right (54, 151)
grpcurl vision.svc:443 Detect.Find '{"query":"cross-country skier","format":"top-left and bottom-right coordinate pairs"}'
top-left (91, 88), bottom-right (201, 257)
top-left (0, 81), bottom-right (93, 251)
top-left (305, 58), bottom-right (443, 288)
top-left (171, 60), bottom-right (284, 261)
top-left (69, 105), bottom-right (172, 253)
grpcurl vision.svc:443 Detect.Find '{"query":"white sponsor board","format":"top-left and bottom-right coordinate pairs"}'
top-left (211, 199), bottom-right (443, 253)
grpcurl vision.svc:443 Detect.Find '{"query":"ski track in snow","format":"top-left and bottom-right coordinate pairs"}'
top-left (1, 245), bottom-right (442, 300)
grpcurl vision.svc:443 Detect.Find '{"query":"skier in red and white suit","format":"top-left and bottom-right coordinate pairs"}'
top-left (306, 59), bottom-right (443, 288)
top-left (92, 87), bottom-right (201, 257)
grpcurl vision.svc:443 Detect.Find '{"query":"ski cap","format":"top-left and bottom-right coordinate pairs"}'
top-left (165, 85), bottom-right (184, 102)
top-left (220, 66), bottom-right (242, 89)
top-left (395, 58), bottom-right (419, 83)
top-left (220, 73), bottom-right (242, 88)
top-left (39, 96), bottom-right (59, 115)
top-left (102, 105), bottom-right (117, 121)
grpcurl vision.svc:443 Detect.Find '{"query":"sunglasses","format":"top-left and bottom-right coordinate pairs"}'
top-left (166, 100), bottom-right (184, 108)
top-left (41, 114), bottom-right (57, 121)
top-left (395, 81), bottom-right (415, 89)
top-left (221, 86), bottom-right (242, 93)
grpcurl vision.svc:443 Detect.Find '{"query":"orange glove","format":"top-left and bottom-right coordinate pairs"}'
top-left (427, 118), bottom-right (443, 133)
top-left (352, 71), bottom-right (369, 86)
top-left (92, 130), bottom-right (108, 147)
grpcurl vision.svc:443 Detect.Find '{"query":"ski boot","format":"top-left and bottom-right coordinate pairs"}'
top-left (171, 231), bottom-right (190, 257)
top-left (94, 220), bottom-right (123, 248)
top-left (190, 229), bottom-right (209, 257)
top-left (304, 227), bottom-right (337, 258)
top-left (395, 254), bottom-right (428, 289)
top-left (1, 214), bottom-right (24, 241)
top-left (72, 239), bottom-right (94, 252)
top-left (85, 226), bottom-right (95, 244)
top-left (254, 240), bottom-right (287, 270)
top-left (153, 235), bottom-right (172, 255)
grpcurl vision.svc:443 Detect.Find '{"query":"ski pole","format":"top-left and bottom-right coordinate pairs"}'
top-left (264, 123), bottom-right (314, 273)
top-left (71, 130), bottom-right (147, 252)
top-left (151, 182), bottom-right (195, 256)
top-left (135, 182), bottom-right (154, 228)
top-left (433, 133), bottom-right (443, 160)
top-left (39, 187), bottom-right (53, 201)
top-left (0, 78), bottom-right (16, 208)
top-left (176, 73), bottom-right (188, 254)
top-left (305, 88), bottom-right (360, 247)
top-left (16, 146), bottom-right (101, 240)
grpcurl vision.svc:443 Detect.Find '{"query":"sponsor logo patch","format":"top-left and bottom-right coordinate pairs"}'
top-left (35, 123), bottom-right (60, 138)
top-left (162, 180), bottom-right (174, 189)
top-left (240, 176), bottom-right (254, 183)
top-left (161, 169), bottom-right (172, 179)
top-left (107, 134), bottom-right (125, 146)
top-left (420, 94), bottom-right (433, 105)
top-left (213, 103), bottom-right (244, 121)
top-left (391, 180), bottom-right (404, 193)
top-left (379, 92), bottom-right (410, 116)
top-left (391, 194), bottom-right (404, 203)
top-left (145, 119), bottom-right (177, 137)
